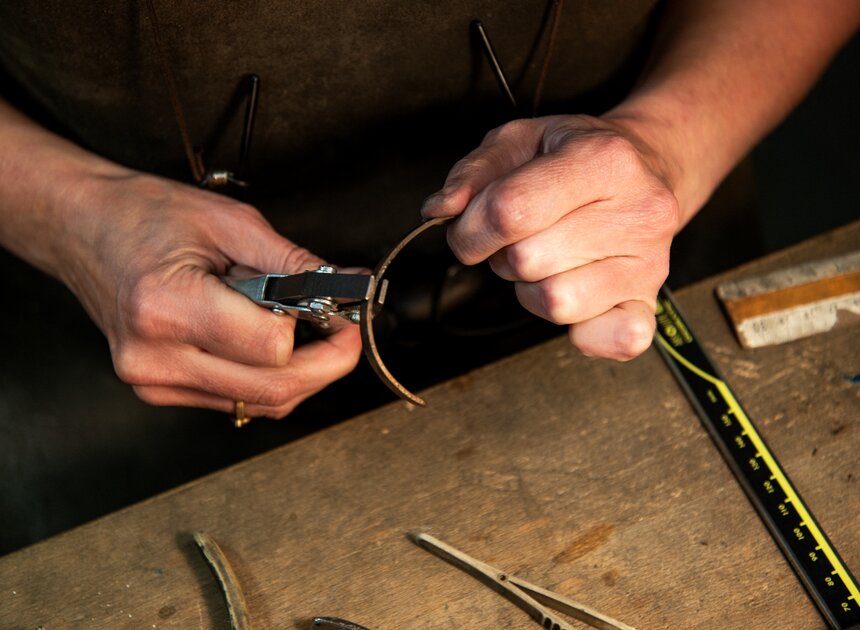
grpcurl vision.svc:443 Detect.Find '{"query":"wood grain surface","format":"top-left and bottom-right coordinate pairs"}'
top-left (2, 222), bottom-right (858, 630)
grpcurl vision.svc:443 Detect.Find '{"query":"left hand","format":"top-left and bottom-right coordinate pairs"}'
top-left (421, 114), bottom-right (680, 361)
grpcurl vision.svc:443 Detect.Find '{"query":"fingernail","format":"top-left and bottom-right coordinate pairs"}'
top-left (421, 187), bottom-right (458, 217)
top-left (420, 193), bottom-right (442, 217)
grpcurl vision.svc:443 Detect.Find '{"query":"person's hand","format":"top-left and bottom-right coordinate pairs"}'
top-left (60, 172), bottom-right (362, 418)
top-left (421, 114), bottom-right (680, 361)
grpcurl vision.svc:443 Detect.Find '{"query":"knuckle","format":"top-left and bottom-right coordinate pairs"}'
top-left (485, 184), bottom-right (531, 241)
top-left (482, 126), bottom-right (503, 144)
top-left (615, 188), bottom-right (679, 241)
top-left (536, 277), bottom-right (575, 324)
top-left (490, 119), bottom-right (531, 142)
top-left (645, 187), bottom-right (680, 235)
top-left (253, 378), bottom-right (297, 408)
top-left (504, 242), bottom-right (542, 281)
top-left (113, 344), bottom-right (150, 386)
top-left (613, 316), bottom-right (655, 361)
top-left (600, 132), bottom-right (636, 157)
top-left (600, 134), bottom-right (641, 177)
top-left (122, 277), bottom-right (171, 339)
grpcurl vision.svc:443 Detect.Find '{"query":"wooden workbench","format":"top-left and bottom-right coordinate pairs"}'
top-left (2, 222), bottom-right (858, 629)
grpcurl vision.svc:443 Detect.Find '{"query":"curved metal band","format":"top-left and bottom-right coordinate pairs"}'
top-left (359, 216), bottom-right (454, 406)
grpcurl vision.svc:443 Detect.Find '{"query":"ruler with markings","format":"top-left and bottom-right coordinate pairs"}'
top-left (654, 286), bottom-right (860, 629)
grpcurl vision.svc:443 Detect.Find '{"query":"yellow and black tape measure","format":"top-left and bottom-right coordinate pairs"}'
top-left (655, 286), bottom-right (859, 629)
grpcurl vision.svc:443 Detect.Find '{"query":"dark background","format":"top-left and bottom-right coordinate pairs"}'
top-left (0, 34), bottom-right (856, 556)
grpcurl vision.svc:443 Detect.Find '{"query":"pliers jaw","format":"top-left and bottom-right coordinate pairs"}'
top-left (222, 265), bottom-right (384, 328)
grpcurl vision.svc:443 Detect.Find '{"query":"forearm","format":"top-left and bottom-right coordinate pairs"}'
top-left (0, 98), bottom-right (130, 281)
top-left (604, 0), bottom-right (860, 226)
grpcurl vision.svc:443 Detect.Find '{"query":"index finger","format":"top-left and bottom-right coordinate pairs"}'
top-left (421, 120), bottom-right (546, 219)
top-left (445, 136), bottom-right (621, 265)
top-left (175, 271), bottom-right (299, 368)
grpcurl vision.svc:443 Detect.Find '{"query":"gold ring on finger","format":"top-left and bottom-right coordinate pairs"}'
top-left (233, 400), bottom-right (252, 428)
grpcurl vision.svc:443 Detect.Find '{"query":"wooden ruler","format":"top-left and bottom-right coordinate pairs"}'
top-left (716, 251), bottom-right (860, 349)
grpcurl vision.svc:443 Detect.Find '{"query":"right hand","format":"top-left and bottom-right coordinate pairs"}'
top-left (421, 115), bottom-right (679, 361)
top-left (60, 172), bottom-right (362, 419)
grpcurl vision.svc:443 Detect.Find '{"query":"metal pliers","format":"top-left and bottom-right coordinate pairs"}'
top-left (222, 265), bottom-right (381, 327)
top-left (222, 217), bottom-right (452, 406)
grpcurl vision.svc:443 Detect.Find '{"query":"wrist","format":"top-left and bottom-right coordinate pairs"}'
top-left (0, 101), bottom-right (132, 283)
top-left (48, 164), bottom-right (130, 286)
